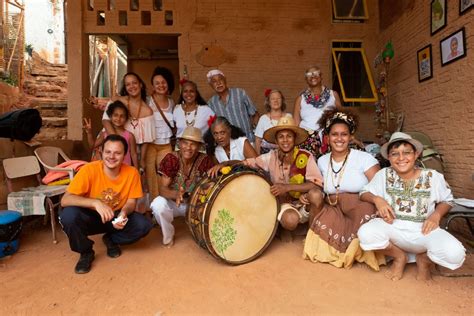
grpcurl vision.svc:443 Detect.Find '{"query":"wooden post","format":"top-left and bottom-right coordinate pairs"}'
top-left (0, 0), bottom-right (4, 71)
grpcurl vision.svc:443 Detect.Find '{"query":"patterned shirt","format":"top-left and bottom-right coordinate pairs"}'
top-left (361, 167), bottom-right (453, 222)
top-left (158, 152), bottom-right (215, 194)
top-left (207, 87), bottom-right (257, 142)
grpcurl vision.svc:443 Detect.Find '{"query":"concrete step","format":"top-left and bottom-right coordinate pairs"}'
top-left (41, 117), bottom-right (68, 127)
top-left (33, 99), bottom-right (68, 109)
top-left (36, 127), bottom-right (67, 140)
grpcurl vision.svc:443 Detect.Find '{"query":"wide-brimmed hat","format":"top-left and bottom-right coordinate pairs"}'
top-left (381, 132), bottom-right (423, 159)
top-left (179, 126), bottom-right (204, 144)
top-left (263, 117), bottom-right (308, 145)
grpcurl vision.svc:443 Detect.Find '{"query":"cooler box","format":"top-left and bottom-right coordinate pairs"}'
top-left (0, 210), bottom-right (22, 258)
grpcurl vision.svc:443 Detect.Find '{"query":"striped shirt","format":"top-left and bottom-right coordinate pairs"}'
top-left (207, 87), bottom-right (257, 142)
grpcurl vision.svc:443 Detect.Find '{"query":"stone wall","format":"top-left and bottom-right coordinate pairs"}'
top-left (377, 1), bottom-right (474, 198)
top-left (0, 82), bottom-right (20, 113)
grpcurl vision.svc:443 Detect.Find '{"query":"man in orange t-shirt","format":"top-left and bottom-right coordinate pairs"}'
top-left (60, 135), bottom-right (152, 274)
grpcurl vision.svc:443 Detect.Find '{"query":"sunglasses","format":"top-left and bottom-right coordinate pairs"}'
top-left (305, 71), bottom-right (321, 78)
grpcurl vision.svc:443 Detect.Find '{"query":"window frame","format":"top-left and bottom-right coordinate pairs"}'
top-left (331, 47), bottom-right (378, 103)
top-left (332, 0), bottom-right (369, 20)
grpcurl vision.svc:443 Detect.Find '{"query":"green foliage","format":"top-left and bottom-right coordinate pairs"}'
top-left (25, 43), bottom-right (34, 56)
top-left (210, 209), bottom-right (237, 258)
top-left (0, 75), bottom-right (18, 87)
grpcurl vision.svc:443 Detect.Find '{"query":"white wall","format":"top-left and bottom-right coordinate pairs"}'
top-left (25, 0), bottom-right (65, 64)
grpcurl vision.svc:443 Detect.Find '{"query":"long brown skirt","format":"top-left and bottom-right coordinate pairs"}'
top-left (303, 193), bottom-right (385, 270)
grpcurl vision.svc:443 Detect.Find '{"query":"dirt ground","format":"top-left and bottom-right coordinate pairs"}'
top-left (1, 218), bottom-right (473, 315)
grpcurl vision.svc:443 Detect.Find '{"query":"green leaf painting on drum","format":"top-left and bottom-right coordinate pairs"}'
top-left (210, 209), bottom-right (237, 258)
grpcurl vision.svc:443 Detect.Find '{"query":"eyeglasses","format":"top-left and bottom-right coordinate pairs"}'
top-left (305, 71), bottom-right (320, 78)
top-left (388, 150), bottom-right (415, 159)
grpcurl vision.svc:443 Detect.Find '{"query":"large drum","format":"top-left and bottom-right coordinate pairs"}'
top-left (186, 166), bottom-right (279, 265)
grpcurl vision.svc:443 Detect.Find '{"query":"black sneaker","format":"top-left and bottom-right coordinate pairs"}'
top-left (75, 251), bottom-right (95, 274)
top-left (102, 234), bottom-right (122, 258)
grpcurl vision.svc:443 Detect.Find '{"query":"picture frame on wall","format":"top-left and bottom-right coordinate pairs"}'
top-left (460, 0), bottom-right (473, 15)
top-left (417, 44), bottom-right (433, 82)
top-left (431, 0), bottom-right (447, 35)
top-left (440, 27), bottom-right (467, 66)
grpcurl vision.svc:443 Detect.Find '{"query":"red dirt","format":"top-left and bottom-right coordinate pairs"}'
top-left (1, 219), bottom-right (472, 315)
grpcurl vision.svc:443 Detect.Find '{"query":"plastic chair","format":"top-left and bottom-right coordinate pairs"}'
top-left (3, 156), bottom-right (67, 244)
top-left (34, 146), bottom-right (74, 180)
top-left (445, 201), bottom-right (474, 237)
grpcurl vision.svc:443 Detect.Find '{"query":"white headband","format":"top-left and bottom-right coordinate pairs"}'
top-left (206, 69), bottom-right (225, 82)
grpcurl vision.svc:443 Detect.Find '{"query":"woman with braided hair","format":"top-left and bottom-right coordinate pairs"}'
top-left (302, 109), bottom-right (383, 269)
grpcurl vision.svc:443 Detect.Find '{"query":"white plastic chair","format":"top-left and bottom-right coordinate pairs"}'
top-left (34, 146), bottom-right (74, 180)
top-left (3, 156), bottom-right (67, 244)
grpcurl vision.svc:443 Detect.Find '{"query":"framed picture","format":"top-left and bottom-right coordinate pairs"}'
top-left (440, 27), bottom-right (467, 66)
top-left (417, 45), bottom-right (433, 82)
top-left (431, 0), bottom-right (447, 35)
top-left (460, 0), bottom-right (473, 15)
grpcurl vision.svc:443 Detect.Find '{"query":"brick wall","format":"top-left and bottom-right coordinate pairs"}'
top-left (77, 0), bottom-right (381, 142)
top-left (377, 2), bottom-right (474, 198)
top-left (177, 0), bottom-right (380, 142)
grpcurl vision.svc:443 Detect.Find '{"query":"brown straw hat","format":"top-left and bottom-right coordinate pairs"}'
top-left (380, 132), bottom-right (423, 159)
top-left (263, 116), bottom-right (308, 145)
top-left (179, 126), bottom-right (204, 143)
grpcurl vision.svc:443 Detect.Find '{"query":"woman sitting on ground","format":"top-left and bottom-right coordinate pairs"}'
top-left (302, 109), bottom-right (382, 269)
top-left (254, 89), bottom-right (292, 155)
top-left (357, 132), bottom-right (465, 281)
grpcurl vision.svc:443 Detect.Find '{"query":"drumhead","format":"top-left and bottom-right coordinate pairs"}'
top-left (205, 172), bottom-right (278, 264)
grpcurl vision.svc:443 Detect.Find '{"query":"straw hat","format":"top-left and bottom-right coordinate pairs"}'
top-left (380, 132), bottom-right (423, 159)
top-left (263, 117), bottom-right (308, 145)
top-left (179, 126), bottom-right (204, 143)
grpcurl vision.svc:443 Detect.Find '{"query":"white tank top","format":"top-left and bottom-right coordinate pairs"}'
top-left (299, 87), bottom-right (336, 132)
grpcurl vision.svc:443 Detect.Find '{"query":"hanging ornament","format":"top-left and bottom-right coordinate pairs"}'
top-left (382, 41), bottom-right (395, 63)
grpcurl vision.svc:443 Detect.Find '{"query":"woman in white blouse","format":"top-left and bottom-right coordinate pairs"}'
top-left (173, 80), bottom-right (214, 140)
top-left (254, 89), bottom-right (292, 155)
top-left (205, 116), bottom-right (257, 164)
top-left (302, 109), bottom-right (381, 270)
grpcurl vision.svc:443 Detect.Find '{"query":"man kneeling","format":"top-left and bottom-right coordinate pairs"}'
top-left (60, 135), bottom-right (153, 274)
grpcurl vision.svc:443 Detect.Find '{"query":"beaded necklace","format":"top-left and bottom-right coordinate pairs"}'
top-left (302, 86), bottom-right (331, 109)
top-left (326, 149), bottom-right (350, 206)
top-left (183, 103), bottom-right (198, 126)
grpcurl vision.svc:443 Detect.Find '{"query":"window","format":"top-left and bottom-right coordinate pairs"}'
top-left (332, 0), bottom-right (369, 21)
top-left (331, 42), bottom-right (377, 104)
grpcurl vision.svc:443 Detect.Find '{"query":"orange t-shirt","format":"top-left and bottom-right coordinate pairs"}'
top-left (67, 161), bottom-right (143, 211)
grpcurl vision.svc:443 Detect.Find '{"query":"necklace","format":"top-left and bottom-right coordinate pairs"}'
top-left (268, 112), bottom-right (283, 126)
top-left (330, 150), bottom-right (350, 174)
top-left (303, 86), bottom-right (331, 109)
top-left (127, 96), bottom-right (141, 129)
top-left (183, 103), bottom-right (198, 126)
top-left (326, 150), bottom-right (350, 206)
top-left (277, 149), bottom-right (294, 181)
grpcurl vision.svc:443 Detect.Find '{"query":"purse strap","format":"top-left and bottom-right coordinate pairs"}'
top-left (152, 94), bottom-right (174, 133)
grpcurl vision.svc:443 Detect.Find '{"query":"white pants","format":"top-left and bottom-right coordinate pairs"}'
top-left (358, 218), bottom-right (465, 270)
top-left (150, 196), bottom-right (187, 245)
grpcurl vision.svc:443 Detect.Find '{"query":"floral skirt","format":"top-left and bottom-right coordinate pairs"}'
top-left (298, 130), bottom-right (325, 160)
top-left (303, 193), bottom-right (385, 270)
